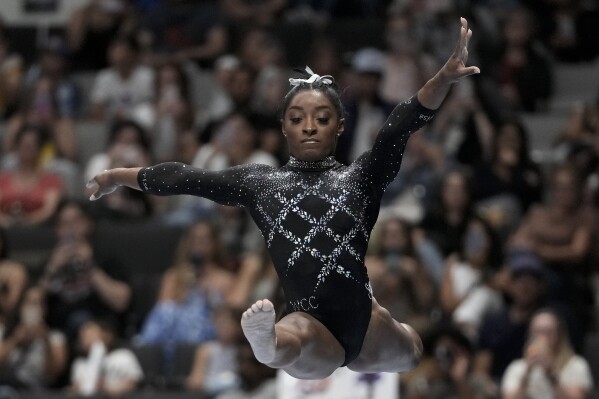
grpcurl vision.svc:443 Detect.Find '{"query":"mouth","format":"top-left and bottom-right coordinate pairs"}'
top-left (301, 139), bottom-right (320, 144)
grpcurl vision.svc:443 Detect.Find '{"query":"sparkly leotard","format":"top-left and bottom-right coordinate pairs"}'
top-left (138, 96), bottom-right (435, 365)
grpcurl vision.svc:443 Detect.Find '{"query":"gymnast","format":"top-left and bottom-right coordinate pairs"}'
top-left (88, 18), bottom-right (479, 380)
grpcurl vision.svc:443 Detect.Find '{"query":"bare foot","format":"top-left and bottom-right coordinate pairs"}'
top-left (241, 299), bottom-right (277, 364)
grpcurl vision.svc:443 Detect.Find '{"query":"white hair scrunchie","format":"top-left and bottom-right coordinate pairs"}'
top-left (289, 66), bottom-right (334, 87)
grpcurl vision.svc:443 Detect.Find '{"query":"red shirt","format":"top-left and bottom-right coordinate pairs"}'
top-left (0, 171), bottom-right (63, 215)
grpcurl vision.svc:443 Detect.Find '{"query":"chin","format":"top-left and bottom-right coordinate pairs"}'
top-left (293, 148), bottom-right (332, 162)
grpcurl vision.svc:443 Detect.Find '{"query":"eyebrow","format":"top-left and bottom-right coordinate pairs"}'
top-left (287, 105), bottom-right (333, 111)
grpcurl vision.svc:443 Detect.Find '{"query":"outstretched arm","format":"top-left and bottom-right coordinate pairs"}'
top-left (417, 17), bottom-right (479, 110)
top-left (364, 18), bottom-right (479, 193)
top-left (87, 162), bottom-right (268, 207)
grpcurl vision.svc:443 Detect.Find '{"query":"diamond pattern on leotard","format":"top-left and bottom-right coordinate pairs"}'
top-left (254, 169), bottom-right (367, 290)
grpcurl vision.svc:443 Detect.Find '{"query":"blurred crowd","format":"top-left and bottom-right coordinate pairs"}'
top-left (0, 0), bottom-right (598, 398)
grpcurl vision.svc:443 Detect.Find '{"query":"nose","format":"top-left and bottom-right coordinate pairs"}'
top-left (303, 120), bottom-right (317, 135)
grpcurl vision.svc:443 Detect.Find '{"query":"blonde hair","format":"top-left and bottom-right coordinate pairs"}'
top-left (532, 308), bottom-right (575, 372)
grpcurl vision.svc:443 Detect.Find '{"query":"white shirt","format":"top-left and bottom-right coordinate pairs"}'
top-left (501, 355), bottom-right (593, 399)
top-left (72, 348), bottom-right (144, 394)
top-left (91, 66), bottom-right (155, 119)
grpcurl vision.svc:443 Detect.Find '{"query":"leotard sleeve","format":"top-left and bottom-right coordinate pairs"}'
top-left (360, 95), bottom-right (435, 196)
top-left (137, 162), bottom-right (268, 207)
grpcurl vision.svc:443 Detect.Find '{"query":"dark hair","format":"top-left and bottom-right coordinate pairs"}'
top-left (52, 198), bottom-right (94, 226)
top-left (279, 69), bottom-right (345, 120)
top-left (109, 34), bottom-right (139, 53)
top-left (155, 62), bottom-right (191, 103)
top-left (107, 119), bottom-right (151, 151)
top-left (14, 124), bottom-right (50, 148)
top-left (492, 119), bottom-right (534, 167)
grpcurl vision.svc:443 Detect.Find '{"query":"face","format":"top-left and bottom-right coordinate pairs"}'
top-left (496, 124), bottom-right (522, 166)
top-left (16, 130), bottom-right (43, 167)
top-left (529, 312), bottom-right (560, 351)
top-left (381, 219), bottom-right (408, 253)
top-left (57, 204), bottom-right (93, 241)
top-left (187, 223), bottom-right (216, 259)
top-left (441, 172), bottom-right (469, 211)
top-left (214, 311), bottom-right (241, 343)
top-left (282, 90), bottom-right (344, 161)
top-left (552, 169), bottom-right (580, 210)
top-left (509, 273), bottom-right (542, 306)
top-left (108, 42), bottom-right (133, 69)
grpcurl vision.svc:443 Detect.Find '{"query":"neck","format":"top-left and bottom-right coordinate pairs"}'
top-left (287, 155), bottom-right (337, 171)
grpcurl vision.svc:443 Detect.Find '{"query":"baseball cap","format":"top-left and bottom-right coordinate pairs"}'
top-left (508, 248), bottom-right (545, 279)
top-left (351, 47), bottom-right (386, 75)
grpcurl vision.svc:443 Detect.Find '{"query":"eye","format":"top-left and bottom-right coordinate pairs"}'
top-left (289, 117), bottom-right (301, 124)
top-left (317, 118), bottom-right (330, 125)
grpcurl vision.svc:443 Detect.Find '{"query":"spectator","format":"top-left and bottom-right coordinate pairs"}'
top-left (136, 220), bottom-right (235, 373)
top-left (473, 119), bottom-right (544, 237)
top-left (501, 308), bottom-right (593, 399)
top-left (23, 39), bottom-right (82, 120)
top-left (215, 113), bottom-right (278, 168)
top-left (67, 0), bottom-right (134, 71)
top-left (41, 200), bottom-right (132, 339)
top-left (536, 0), bottom-right (599, 62)
top-left (150, 62), bottom-right (194, 162)
top-left (84, 120), bottom-right (153, 220)
top-left (0, 21), bottom-right (23, 120)
top-left (70, 318), bottom-right (143, 397)
top-left (337, 47), bottom-right (394, 165)
top-left (186, 306), bottom-right (243, 395)
top-left (237, 27), bottom-right (286, 73)
top-left (138, 0), bottom-right (229, 67)
top-left (552, 101), bottom-right (599, 182)
top-left (214, 338), bottom-right (276, 399)
top-left (3, 76), bottom-right (78, 163)
top-left (474, 250), bottom-right (548, 389)
top-left (0, 285), bottom-right (68, 389)
top-left (379, 8), bottom-right (437, 104)
top-left (439, 220), bottom-right (503, 341)
top-left (227, 250), bottom-right (279, 312)
top-left (0, 125), bottom-right (64, 228)
top-left (365, 216), bottom-right (436, 333)
top-left (417, 167), bottom-right (487, 262)
top-left (89, 36), bottom-right (155, 123)
top-left (221, 0), bottom-right (288, 26)
top-left (250, 65), bottom-right (288, 122)
top-left (401, 324), bottom-right (485, 399)
top-left (480, 7), bottom-right (553, 112)
top-left (0, 227), bottom-right (28, 336)
top-left (510, 163), bottom-right (594, 336)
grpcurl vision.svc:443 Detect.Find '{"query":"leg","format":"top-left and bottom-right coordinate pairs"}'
top-left (347, 298), bottom-right (423, 373)
top-left (241, 299), bottom-right (345, 379)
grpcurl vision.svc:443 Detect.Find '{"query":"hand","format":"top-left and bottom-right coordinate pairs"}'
top-left (437, 18), bottom-right (480, 85)
top-left (87, 170), bottom-right (119, 201)
top-left (450, 351), bottom-right (471, 383)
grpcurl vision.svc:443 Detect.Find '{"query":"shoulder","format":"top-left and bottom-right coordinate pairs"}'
top-left (247, 151), bottom-right (279, 168)
top-left (94, 68), bottom-right (115, 83)
top-left (563, 355), bottom-right (592, 374)
top-left (134, 66), bottom-right (155, 81)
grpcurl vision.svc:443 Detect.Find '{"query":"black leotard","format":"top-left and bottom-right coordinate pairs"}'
top-left (138, 96), bottom-right (435, 365)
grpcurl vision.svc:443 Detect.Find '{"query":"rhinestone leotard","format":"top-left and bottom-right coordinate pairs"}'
top-left (138, 96), bottom-right (435, 365)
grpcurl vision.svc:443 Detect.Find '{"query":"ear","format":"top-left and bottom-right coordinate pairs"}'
top-left (280, 119), bottom-right (287, 137)
top-left (336, 118), bottom-right (345, 137)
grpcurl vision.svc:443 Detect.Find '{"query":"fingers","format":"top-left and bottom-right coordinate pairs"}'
top-left (86, 177), bottom-right (99, 201)
top-left (86, 177), bottom-right (97, 189)
top-left (454, 17), bottom-right (473, 59)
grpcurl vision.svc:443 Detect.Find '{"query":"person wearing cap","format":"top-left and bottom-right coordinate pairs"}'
top-left (336, 47), bottom-right (394, 165)
top-left (473, 250), bottom-right (548, 393)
